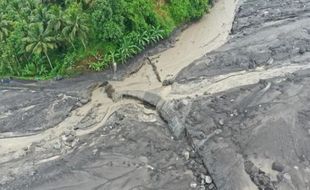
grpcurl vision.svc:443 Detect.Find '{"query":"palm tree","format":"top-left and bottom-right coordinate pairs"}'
top-left (0, 14), bottom-right (10, 41)
top-left (25, 0), bottom-right (37, 9)
top-left (47, 6), bottom-right (65, 33)
top-left (62, 7), bottom-right (89, 49)
top-left (29, 4), bottom-right (51, 29)
top-left (23, 23), bottom-right (58, 70)
top-left (65, 0), bottom-right (94, 8)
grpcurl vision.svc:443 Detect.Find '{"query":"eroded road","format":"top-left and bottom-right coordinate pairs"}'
top-left (1, 0), bottom-right (310, 189)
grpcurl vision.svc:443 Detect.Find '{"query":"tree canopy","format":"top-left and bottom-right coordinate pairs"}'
top-left (0, 0), bottom-right (209, 79)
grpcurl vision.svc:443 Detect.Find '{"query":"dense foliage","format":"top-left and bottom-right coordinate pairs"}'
top-left (0, 0), bottom-right (209, 79)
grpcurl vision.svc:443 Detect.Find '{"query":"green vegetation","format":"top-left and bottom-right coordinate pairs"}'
top-left (0, 0), bottom-right (209, 79)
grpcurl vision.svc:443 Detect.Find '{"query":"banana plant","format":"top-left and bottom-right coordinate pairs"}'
top-left (148, 26), bottom-right (164, 43)
top-left (119, 37), bottom-right (140, 63)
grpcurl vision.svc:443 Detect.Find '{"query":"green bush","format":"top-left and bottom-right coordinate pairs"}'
top-left (168, 0), bottom-right (209, 24)
top-left (168, 0), bottom-right (192, 24)
top-left (189, 0), bottom-right (210, 19)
